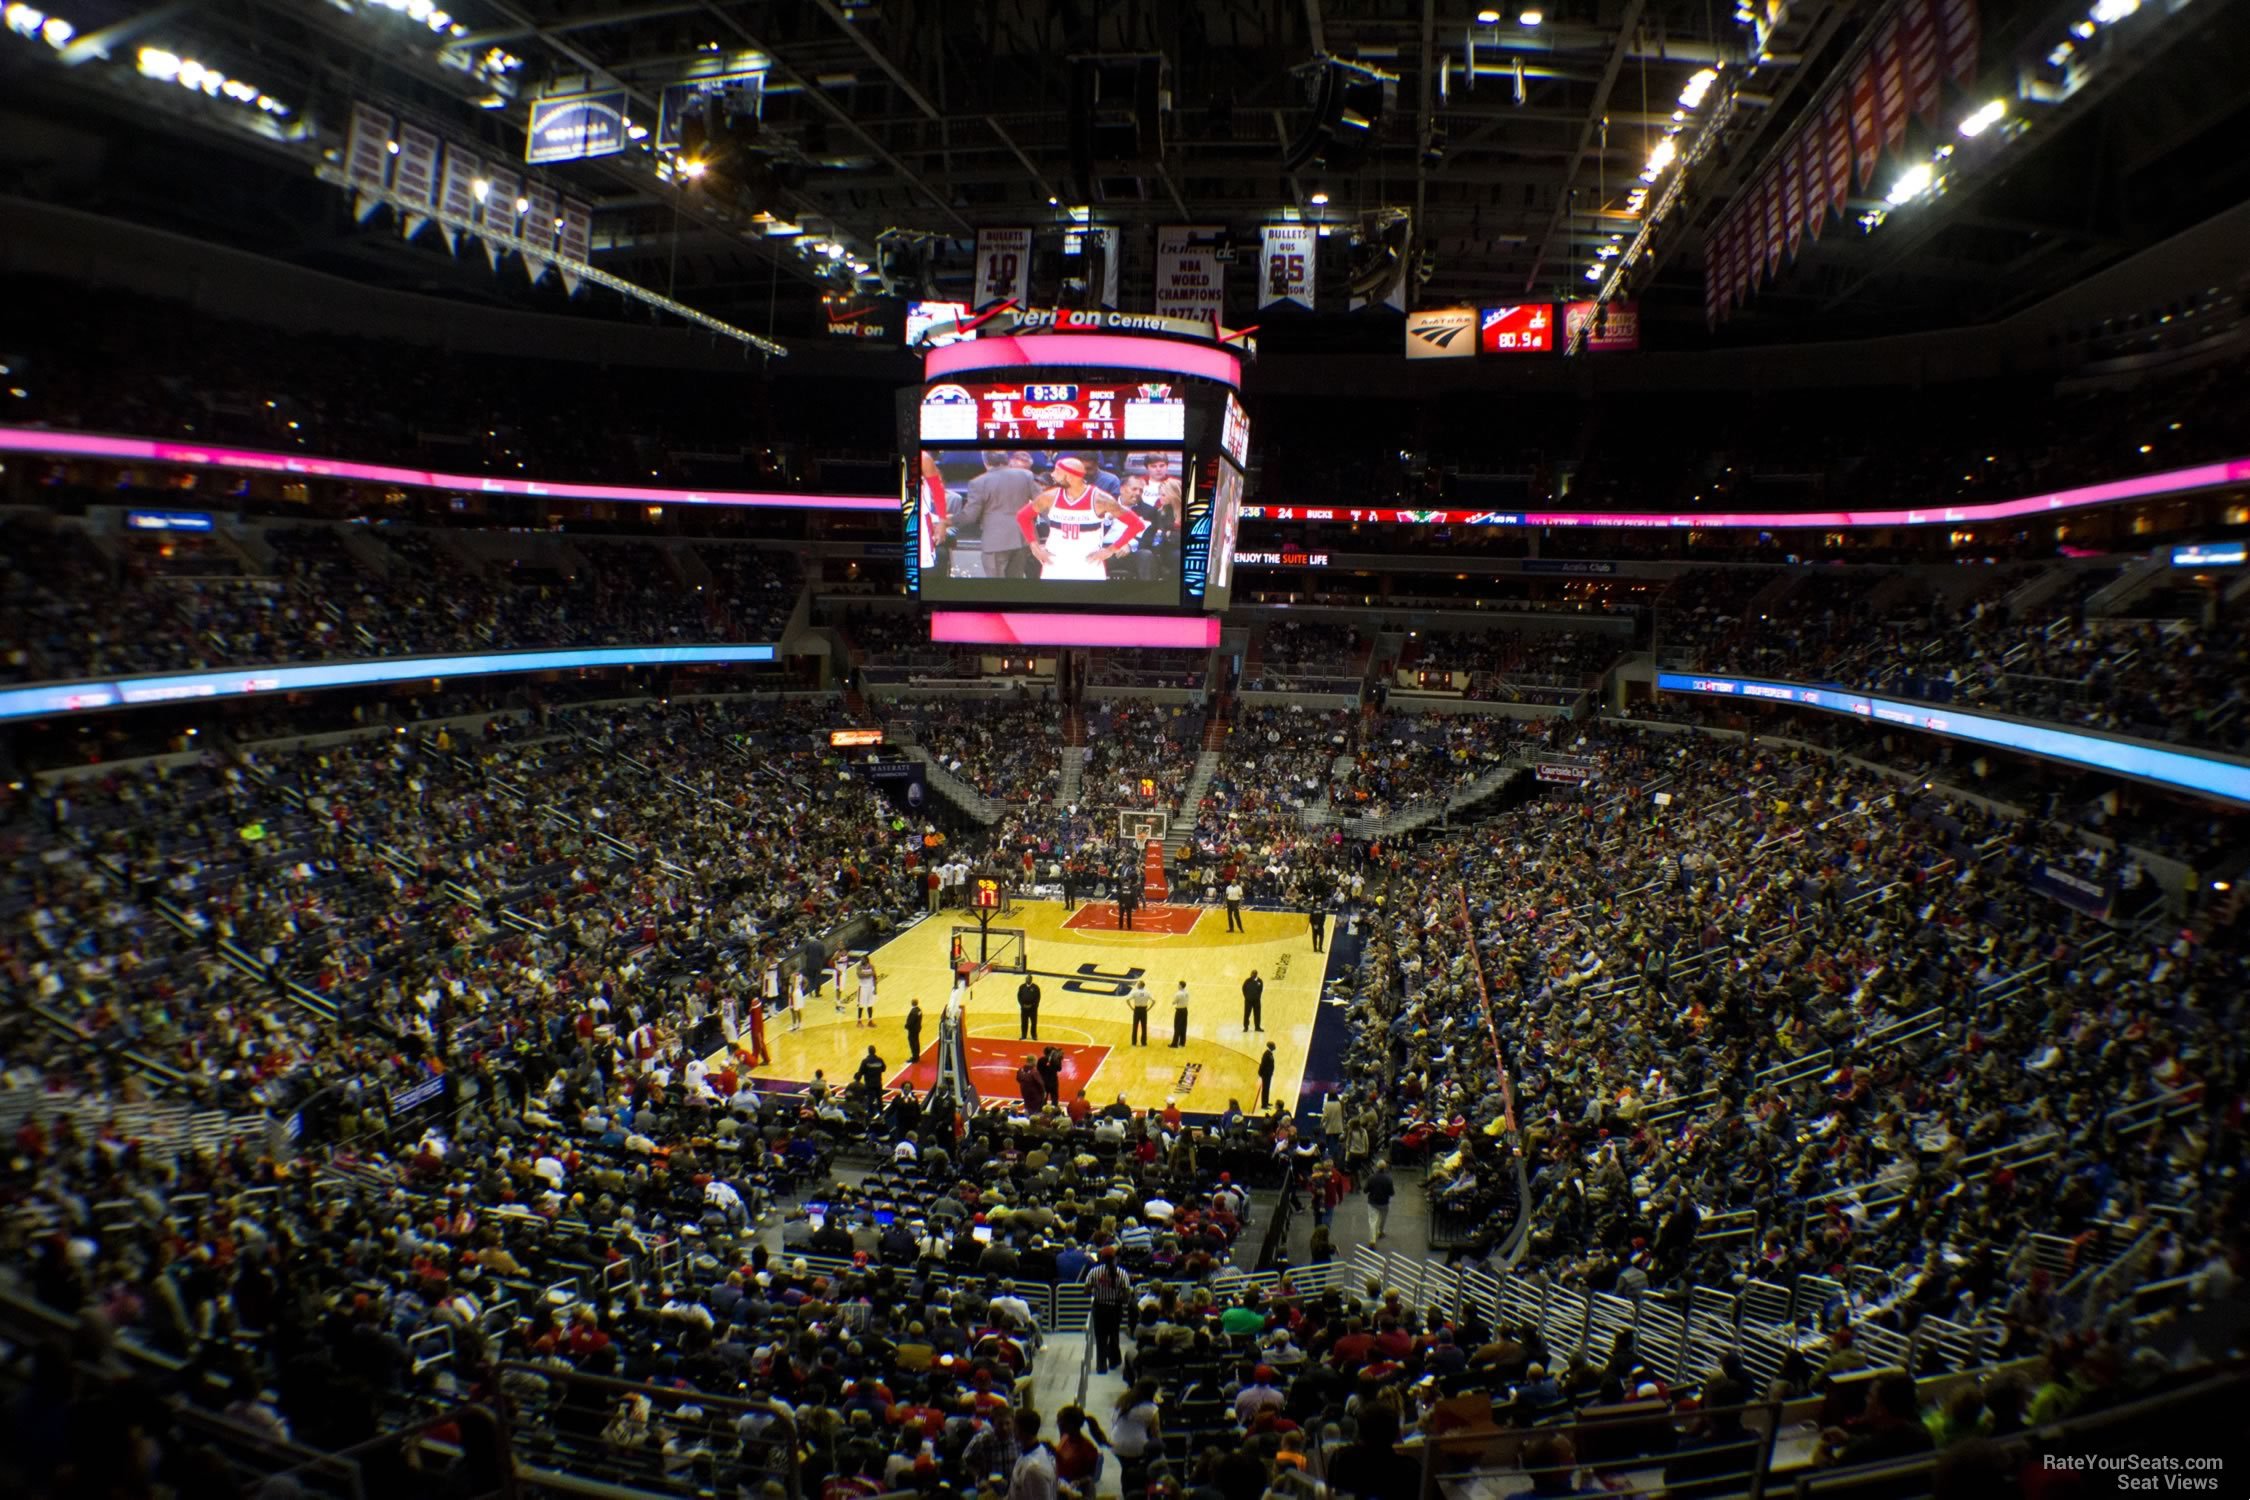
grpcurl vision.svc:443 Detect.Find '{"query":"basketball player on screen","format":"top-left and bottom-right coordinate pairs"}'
top-left (1016, 456), bottom-right (1147, 580)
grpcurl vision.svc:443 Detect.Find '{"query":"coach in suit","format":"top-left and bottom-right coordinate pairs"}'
top-left (955, 450), bottom-right (1042, 578)
top-left (1116, 871), bottom-right (1139, 932)
top-left (1308, 907), bottom-right (1327, 953)
top-left (1017, 974), bottom-right (1042, 1040)
top-left (1241, 970), bottom-right (1264, 1033)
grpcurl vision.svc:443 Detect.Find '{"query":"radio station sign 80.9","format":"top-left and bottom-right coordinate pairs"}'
top-left (919, 382), bottom-right (1186, 445)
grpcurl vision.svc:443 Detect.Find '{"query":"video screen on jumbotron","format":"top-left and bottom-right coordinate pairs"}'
top-left (911, 447), bottom-right (1188, 609)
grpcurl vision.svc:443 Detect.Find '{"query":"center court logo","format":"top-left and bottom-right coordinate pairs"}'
top-left (1404, 307), bottom-right (1476, 359)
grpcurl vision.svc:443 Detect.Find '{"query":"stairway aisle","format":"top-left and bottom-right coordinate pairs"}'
top-left (1163, 749), bottom-right (1222, 859)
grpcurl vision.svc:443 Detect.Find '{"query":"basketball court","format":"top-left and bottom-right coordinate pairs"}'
top-left (725, 897), bottom-right (1333, 1116)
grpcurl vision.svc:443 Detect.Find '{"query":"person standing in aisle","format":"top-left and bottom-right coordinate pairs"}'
top-left (1224, 879), bottom-right (1245, 933)
top-left (1086, 1248), bottom-right (1132, 1376)
top-left (1257, 1041), bottom-right (1277, 1109)
top-left (1127, 979), bottom-right (1153, 1045)
top-left (1364, 1159), bottom-right (1396, 1242)
top-left (905, 997), bottom-right (925, 1061)
top-left (1170, 979), bottom-right (1190, 1048)
top-left (1241, 969), bottom-right (1264, 1033)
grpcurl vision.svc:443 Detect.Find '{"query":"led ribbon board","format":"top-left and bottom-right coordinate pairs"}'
top-left (1240, 456), bottom-right (2250, 529)
top-left (0, 645), bottom-right (778, 723)
top-left (1655, 671), bottom-right (2250, 806)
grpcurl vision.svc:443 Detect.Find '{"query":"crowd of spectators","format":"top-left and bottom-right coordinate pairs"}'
top-left (0, 518), bottom-right (801, 684)
top-left (1244, 621), bottom-right (1366, 692)
top-left (890, 702), bottom-right (1063, 804)
top-left (1196, 707), bottom-right (1359, 827)
top-left (1330, 722), bottom-right (2240, 1332)
top-left (1402, 627), bottom-right (1624, 696)
top-left (1330, 714), bottom-right (1523, 820)
top-left (1671, 564), bottom-right (2250, 752)
top-left (1081, 701), bottom-right (1202, 809)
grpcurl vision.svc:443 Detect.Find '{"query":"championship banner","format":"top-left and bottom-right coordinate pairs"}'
top-left (1725, 210), bottom-right (1745, 309)
top-left (558, 198), bottom-right (592, 297)
top-left (1904, 0), bottom-right (1941, 122)
top-left (522, 182), bottom-right (559, 284)
top-left (526, 90), bottom-right (629, 164)
top-left (1939, 0), bottom-right (1980, 84)
top-left (1781, 136), bottom-right (1804, 260)
top-left (1154, 225), bottom-right (1226, 327)
top-left (479, 167), bottom-right (520, 273)
top-left (1403, 305), bottom-right (1475, 358)
top-left (1259, 225), bottom-right (1316, 310)
top-left (438, 144), bottom-right (481, 254)
top-left (394, 124), bottom-right (441, 242)
top-left (1875, 15), bottom-right (1908, 154)
top-left (1762, 170), bottom-right (1783, 279)
top-left (1798, 130), bottom-right (1824, 244)
top-left (1823, 93), bottom-right (1852, 216)
top-left (1850, 55), bottom-right (1881, 187)
top-left (345, 102), bottom-right (393, 222)
top-left (972, 226), bottom-right (1033, 311)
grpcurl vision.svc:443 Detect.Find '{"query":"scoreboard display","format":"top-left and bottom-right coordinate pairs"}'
top-left (1480, 304), bottom-right (1555, 353)
top-left (919, 381), bottom-right (1187, 445)
top-left (905, 325), bottom-right (1249, 613)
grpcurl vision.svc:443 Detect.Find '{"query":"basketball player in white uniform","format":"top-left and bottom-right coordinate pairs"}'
top-left (1018, 456), bottom-right (1147, 580)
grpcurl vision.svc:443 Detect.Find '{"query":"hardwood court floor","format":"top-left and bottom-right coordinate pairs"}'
top-left (734, 898), bottom-right (1330, 1116)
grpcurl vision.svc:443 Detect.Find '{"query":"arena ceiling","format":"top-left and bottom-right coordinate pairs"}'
top-left (3, 0), bottom-right (2247, 347)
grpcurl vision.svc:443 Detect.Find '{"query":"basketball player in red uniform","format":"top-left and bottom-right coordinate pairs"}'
top-left (1016, 457), bottom-right (1147, 579)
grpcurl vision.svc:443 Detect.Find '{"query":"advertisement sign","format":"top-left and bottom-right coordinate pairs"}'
top-left (125, 510), bottom-right (215, 532)
top-left (916, 382), bottom-right (1185, 445)
top-left (390, 1076), bottom-right (447, 1113)
top-left (906, 299), bottom-right (980, 348)
top-left (1563, 301), bottom-right (1640, 352)
top-left (972, 226), bottom-right (1034, 311)
top-left (1479, 304), bottom-right (1554, 353)
top-left (2171, 542), bottom-right (2246, 567)
top-left (860, 758), bottom-right (928, 818)
top-left (1536, 761), bottom-right (1597, 784)
top-left (829, 727), bottom-right (887, 748)
top-left (1259, 225), bottom-right (1316, 310)
top-left (2029, 863), bottom-right (2114, 920)
top-left (1232, 550), bottom-right (1331, 567)
top-left (1405, 306), bottom-right (1477, 359)
top-left (526, 91), bottom-right (629, 164)
top-left (821, 295), bottom-right (903, 342)
top-left (1154, 225), bottom-right (1226, 326)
